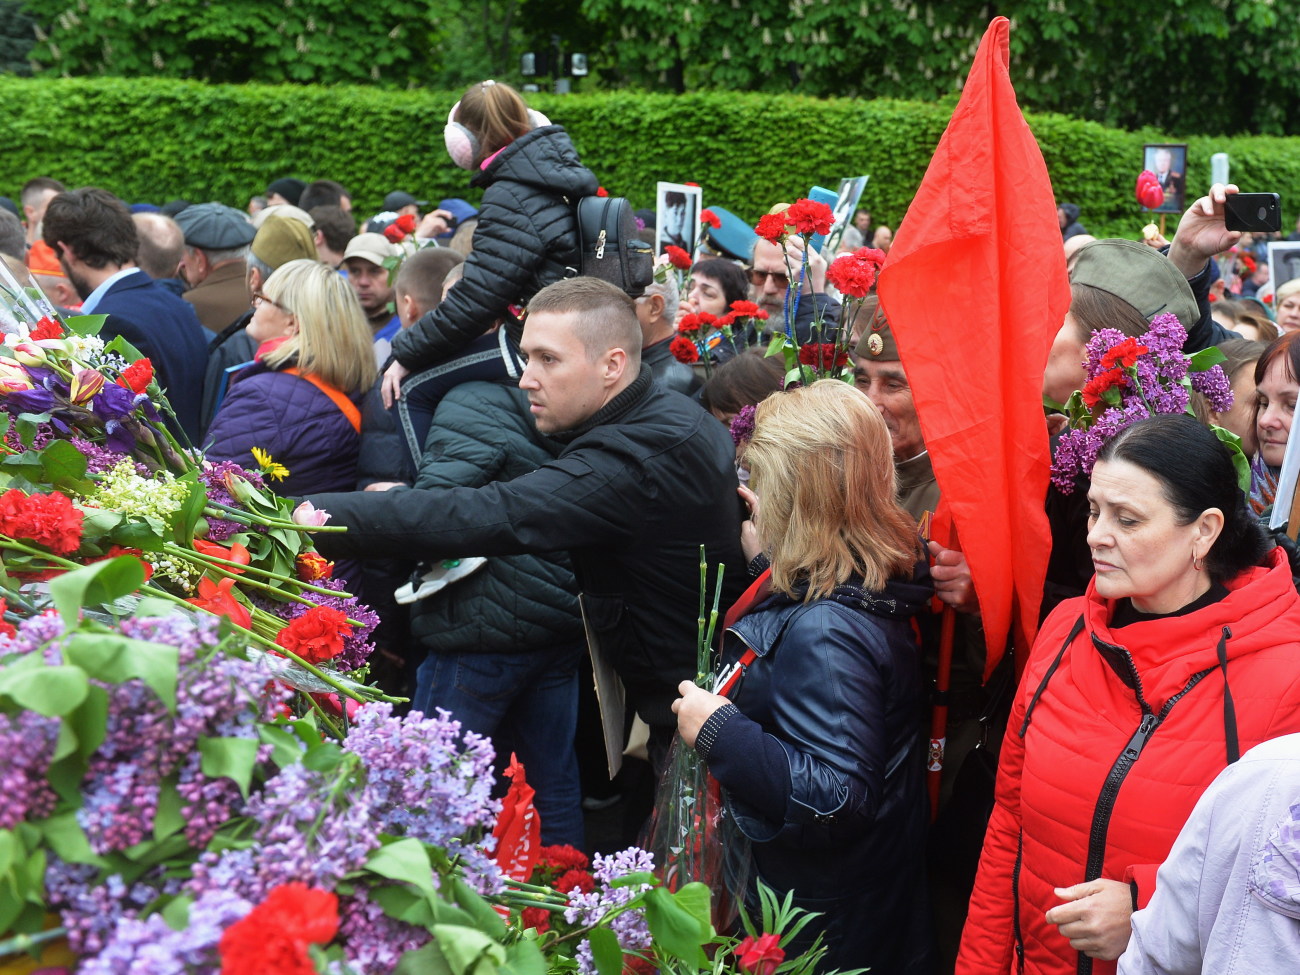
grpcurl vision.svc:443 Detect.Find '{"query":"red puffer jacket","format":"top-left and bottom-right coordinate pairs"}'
top-left (957, 547), bottom-right (1300, 975)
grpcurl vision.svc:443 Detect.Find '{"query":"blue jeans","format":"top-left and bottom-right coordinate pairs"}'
top-left (414, 642), bottom-right (585, 848)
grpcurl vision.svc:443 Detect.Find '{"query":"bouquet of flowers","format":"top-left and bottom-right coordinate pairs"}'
top-left (670, 301), bottom-right (770, 380)
top-left (753, 201), bottom-right (871, 385)
top-left (1051, 313), bottom-right (1244, 493)
top-left (0, 256), bottom-right (389, 730)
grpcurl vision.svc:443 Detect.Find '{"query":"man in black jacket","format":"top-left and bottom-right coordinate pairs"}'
top-left (307, 277), bottom-right (747, 764)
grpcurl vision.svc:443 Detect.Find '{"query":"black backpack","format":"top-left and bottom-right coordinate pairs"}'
top-left (573, 195), bottom-right (655, 297)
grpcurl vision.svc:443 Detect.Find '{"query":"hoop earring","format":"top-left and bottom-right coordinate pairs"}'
top-left (1192, 554), bottom-right (1204, 571)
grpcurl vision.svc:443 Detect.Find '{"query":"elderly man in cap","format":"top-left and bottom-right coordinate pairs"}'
top-left (342, 232), bottom-right (401, 356)
top-left (196, 215), bottom-right (319, 438)
top-left (174, 203), bottom-right (257, 334)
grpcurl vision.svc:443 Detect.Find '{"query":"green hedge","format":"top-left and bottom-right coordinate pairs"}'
top-left (4, 77), bottom-right (1300, 240)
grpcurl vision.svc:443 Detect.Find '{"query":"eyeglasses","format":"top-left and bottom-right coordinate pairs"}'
top-left (252, 292), bottom-right (293, 315)
top-left (749, 269), bottom-right (790, 289)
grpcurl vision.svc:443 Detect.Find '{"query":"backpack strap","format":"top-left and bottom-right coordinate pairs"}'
top-left (284, 368), bottom-right (361, 434)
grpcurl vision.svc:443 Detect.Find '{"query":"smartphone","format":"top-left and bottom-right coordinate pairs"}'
top-left (1225, 193), bottom-right (1282, 233)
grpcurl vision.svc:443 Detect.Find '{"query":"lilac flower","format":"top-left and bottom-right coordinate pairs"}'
top-left (46, 859), bottom-right (164, 956)
top-left (1143, 313), bottom-right (1188, 357)
top-left (1191, 365), bottom-right (1234, 413)
top-left (78, 887), bottom-right (252, 974)
top-left (565, 848), bottom-right (656, 973)
top-left (729, 404), bottom-right (756, 447)
top-left (0, 710), bottom-right (59, 828)
top-left (1083, 328), bottom-right (1129, 376)
top-left (199, 461), bottom-right (265, 540)
top-left (338, 888), bottom-right (431, 974)
top-left (69, 436), bottom-right (148, 476)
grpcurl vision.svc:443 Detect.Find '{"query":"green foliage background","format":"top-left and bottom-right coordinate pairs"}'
top-left (4, 77), bottom-right (1300, 240)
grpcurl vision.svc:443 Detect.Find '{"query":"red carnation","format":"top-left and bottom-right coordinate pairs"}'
top-left (714, 312), bottom-right (736, 330)
top-left (797, 343), bottom-right (849, 371)
top-left (1100, 337), bottom-right (1149, 371)
top-left (0, 599), bottom-right (14, 640)
top-left (521, 906), bottom-right (551, 933)
top-left (664, 245), bottom-right (692, 271)
top-left (676, 311), bottom-right (716, 335)
top-left (554, 869), bottom-right (595, 894)
top-left (728, 300), bottom-right (767, 320)
top-left (670, 335), bottom-right (700, 364)
top-left (29, 316), bottom-right (62, 341)
top-left (736, 933), bottom-right (785, 975)
top-left (826, 249), bottom-right (884, 299)
top-left (700, 208), bottom-right (721, 229)
top-left (1082, 367), bottom-right (1127, 409)
top-left (116, 358), bottom-right (155, 395)
top-left (755, 212), bottom-right (789, 244)
top-left (538, 845), bottom-right (589, 872)
top-left (0, 488), bottom-right (83, 555)
top-left (275, 605), bottom-right (353, 664)
top-left (785, 198), bottom-right (834, 237)
top-left (219, 883), bottom-right (338, 975)
top-left (596, 186), bottom-right (609, 198)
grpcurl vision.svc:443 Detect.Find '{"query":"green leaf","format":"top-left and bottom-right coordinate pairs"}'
top-left (171, 470), bottom-right (207, 546)
top-left (586, 927), bottom-right (623, 975)
top-left (37, 438), bottom-right (90, 492)
top-left (395, 941), bottom-right (454, 975)
top-left (449, 876), bottom-right (506, 939)
top-left (161, 894), bottom-right (192, 931)
top-left (38, 811), bottom-right (101, 866)
top-left (198, 736), bottom-right (262, 798)
top-left (258, 722), bottom-right (305, 768)
top-left (50, 557), bottom-right (147, 626)
top-left (644, 885), bottom-right (709, 967)
top-left (63, 632), bottom-right (179, 712)
top-left (154, 780), bottom-right (185, 840)
top-left (65, 683), bottom-right (108, 757)
top-left (0, 829), bottom-right (15, 879)
top-left (432, 923), bottom-right (506, 975)
top-left (501, 939), bottom-right (548, 975)
top-left (302, 741), bottom-right (345, 773)
top-left (62, 313), bottom-right (106, 337)
top-left (1189, 345), bottom-right (1227, 371)
top-left (365, 837), bottom-right (437, 898)
top-left (0, 663), bottom-right (88, 716)
top-left (371, 884), bottom-right (437, 927)
top-left (1212, 424), bottom-right (1253, 493)
top-left (671, 882), bottom-right (714, 935)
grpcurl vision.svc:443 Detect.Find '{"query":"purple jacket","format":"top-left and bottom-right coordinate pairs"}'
top-left (204, 363), bottom-right (361, 496)
top-left (1118, 733), bottom-right (1300, 974)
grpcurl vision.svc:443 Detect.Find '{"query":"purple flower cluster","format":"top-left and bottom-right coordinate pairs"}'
top-left (344, 703), bottom-right (502, 892)
top-left (199, 460), bottom-right (266, 541)
top-left (68, 436), bottom-right (148, 477)
top-left (1052, 314), bottom-right (1235, 493)
top-left (266, 578), bottom-right (379, 672)
top-left (729, 404), bottom-right (756, 447)
top-left (337, 887), bottom-right (432, 974)
top-left (0, 710), bottom-right (59, 828)
top-left (79, 886), bottom-right (252, 975)
top-left (45, 859), bottom-right (170, 956)
top-left (565, 848), bottom-right (656, 975)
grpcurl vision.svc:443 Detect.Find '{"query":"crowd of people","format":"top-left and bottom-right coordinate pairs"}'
top-left (5, 78), bottom-right (1300, 975)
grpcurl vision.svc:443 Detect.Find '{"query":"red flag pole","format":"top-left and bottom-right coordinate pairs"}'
top-left (927, 606), bottom-right (955, 820)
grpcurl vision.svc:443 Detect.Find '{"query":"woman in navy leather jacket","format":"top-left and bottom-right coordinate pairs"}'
top-left (673, 380), bottom-right (933, 974)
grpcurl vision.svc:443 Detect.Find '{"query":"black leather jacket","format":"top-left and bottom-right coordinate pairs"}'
top-left (704, 572), bottom-right (934, 974)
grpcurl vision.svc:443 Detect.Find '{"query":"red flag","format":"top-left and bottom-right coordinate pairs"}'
top-left (491, 754), bottom-right (541, 881)
top-left (876, 16), bottom-right (1070, 679)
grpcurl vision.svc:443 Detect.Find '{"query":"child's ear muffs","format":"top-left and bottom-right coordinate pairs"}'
top-left (444, 104), bottom-right (553, 171)
top-left (444, 101), bottom-right (478, 171)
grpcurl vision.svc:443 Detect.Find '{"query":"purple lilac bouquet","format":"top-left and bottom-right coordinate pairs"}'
top-left (1052, 314), bottom-right (1242, 493)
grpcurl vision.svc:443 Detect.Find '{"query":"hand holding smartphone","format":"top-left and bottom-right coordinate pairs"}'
top-left (1225, 193), bottom-right (1282, 233)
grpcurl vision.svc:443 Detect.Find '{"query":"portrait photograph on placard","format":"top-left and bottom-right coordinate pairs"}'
top-left (655, 182), bottom-right (702, 256)
top-left (1141, 143), bottom-right (1188, 215)
top-left (1267, 241), bottom-right (1300, 300)
top-left (823, 175), bottom-right (870, 255)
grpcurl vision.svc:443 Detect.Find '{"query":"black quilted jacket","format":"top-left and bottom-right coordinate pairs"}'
top-left (391, 125), bottom-right (598, 369)
top-left (408, 380), bottom-right (582, 655)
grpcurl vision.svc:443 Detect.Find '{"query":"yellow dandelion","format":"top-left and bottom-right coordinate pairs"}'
top-left (250, 446), bottom-right (290, 481)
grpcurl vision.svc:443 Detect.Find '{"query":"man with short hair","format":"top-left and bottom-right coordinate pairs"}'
top-left (132, 212), bottom-right (187, 293)
top-left (308, 205), bottom-right (354, 268)
top-left (635, 268), bottom-right (700, 395)
top-left (174, 203), bottom-right (256, 333)
top-left (383, 191), bottom-right (425, 218)
top-left (21, 177), bottom-right (65, 246)
top-left (299, 179), bottom-right (351, 213)
top-left (307, 277), bottom-right (747, 756)
top-left (43, 187), bottom-right (209, 440)
top-left (0, 210), bottom-right (23, 260)
top-left (342, 233), bottom-right (400, 350)
top-left (839, 208), bottom-right (872, 251)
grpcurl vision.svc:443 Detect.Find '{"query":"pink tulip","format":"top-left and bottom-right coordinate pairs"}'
top-left (292, 501), bottom-right (332, 527)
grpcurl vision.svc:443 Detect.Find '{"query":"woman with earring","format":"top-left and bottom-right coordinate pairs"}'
top-left (379, 80), bottom-right (598, 466)
top-left (205, 259), bottom-right (376, 496)
top-left (958, 413), bottom-right (1300, 975)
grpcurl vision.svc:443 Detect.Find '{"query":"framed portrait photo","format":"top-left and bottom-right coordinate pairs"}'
top-left (655, 182), bottom-right (702, 257)
top-left (1142, 143), bottom-right (1188, 215)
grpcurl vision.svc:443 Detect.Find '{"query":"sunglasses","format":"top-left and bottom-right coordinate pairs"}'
top-left (749, 269), bottom-right (790, 289)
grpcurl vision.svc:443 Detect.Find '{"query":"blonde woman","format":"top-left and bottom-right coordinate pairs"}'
top-left (205, 258), bottom-right (377, 495)
top-left (673, 380), bottom-right (933, 975)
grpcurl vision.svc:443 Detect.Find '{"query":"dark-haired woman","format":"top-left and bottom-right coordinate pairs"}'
top-left (380, 79), bottom-right (598, 466)
top-left (684, 258), bottom-right (754, 361)
top-left (1250, 330), bottom-right (1300, 516)
top-left (958, 414), bottom-right (1300, 975)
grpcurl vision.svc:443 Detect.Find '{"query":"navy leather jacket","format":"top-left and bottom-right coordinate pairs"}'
top-left (704, 572), bottom-right (933, 974)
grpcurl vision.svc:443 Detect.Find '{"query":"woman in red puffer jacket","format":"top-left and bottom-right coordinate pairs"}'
top-left (957, 414), bottom-right (1300, 975)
